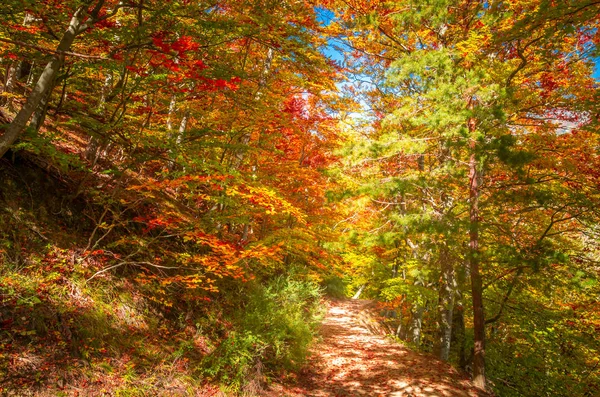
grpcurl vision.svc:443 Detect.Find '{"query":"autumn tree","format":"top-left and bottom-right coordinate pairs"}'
top-left (329, 0), bottom-right (600, 392)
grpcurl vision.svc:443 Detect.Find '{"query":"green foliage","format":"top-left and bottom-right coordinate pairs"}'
top-left (321, 275), bottom-right (348, 298)
top-left (202, 276), bottom-right (323, 389)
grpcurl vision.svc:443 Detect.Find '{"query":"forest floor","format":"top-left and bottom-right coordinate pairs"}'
top-left (264, 299), bottom-right (489, 397)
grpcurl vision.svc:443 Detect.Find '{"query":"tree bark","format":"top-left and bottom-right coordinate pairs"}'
top-left (468, 117), bottom-right (486, 390)
top-left (0, 6), bottom-right (87, 158)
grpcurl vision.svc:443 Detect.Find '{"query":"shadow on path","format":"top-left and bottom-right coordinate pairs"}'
top-left (266, 299), bottom-right (489, 397)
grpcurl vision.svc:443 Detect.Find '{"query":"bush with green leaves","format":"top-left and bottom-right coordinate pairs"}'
top-left (202, 276), bottom-right (323, 389)
top-left (321, 275), bottom-right (348, 298)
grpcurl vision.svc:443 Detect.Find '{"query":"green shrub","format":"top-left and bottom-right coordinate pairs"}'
top-left (321, 275), bottom-right (348, 298)
top-left (202, 276), bottom-right (323, 390)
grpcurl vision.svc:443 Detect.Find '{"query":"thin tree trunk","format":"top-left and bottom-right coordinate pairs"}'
top-left (176, 109), bottom-right (189, 145)
top-left (405, 237), bottom-right (427, 347)
top-left (0, 6), bottom-right (88, 158)
top-left (453, 298), bottom-right (467, 369)
top-left (166, 94), bottom-right (176, 131)
top-left (352, 284), bottom-right (366, 300)
top-left (17, 14), bottom-right (36, 82)
top-left (1, 61), bottom-right (18, 111)
top-left (409, 304), bottom-right (424, 346)
top-left (54, 71), bottom-right (70, 115)
top-left (396, 318), bottom-right (405, 339)
top-left (0, 58), bottom-right (6, 83)
top-left (468, 116), bottom-right (486, 390)
top-left (85, 136), bottom-right (102, 167)
top-left (88, 66), bottom-right (123, 163)
top-left (26, 62), bottom-right (36, 86)
top-left (435, 243), bottom-right (455, 361)
top-left (167, 109), bottom-right (189, 170)
top-left (97, 72), bottom-right (113, 111)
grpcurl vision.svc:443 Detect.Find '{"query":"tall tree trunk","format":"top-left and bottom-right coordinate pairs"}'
top-left (435, 243), bottom-right (455, 361)
top-left (468, 117), bottom-right (486, 390)
top-left (396, 265), bottom-right (407, 339)
top-left (88, 67), bottom-right (120, 163)
top-left (0, 6), bottom-right (88, 158)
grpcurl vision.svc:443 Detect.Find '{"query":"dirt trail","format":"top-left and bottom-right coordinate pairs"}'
top-left (266, 299), bottom-right (488, 397)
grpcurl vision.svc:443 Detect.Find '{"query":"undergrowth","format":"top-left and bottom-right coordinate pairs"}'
top-left (0, 155), bottom-right (325, 396)
top-left (202, 276), bottom-right (323, 391)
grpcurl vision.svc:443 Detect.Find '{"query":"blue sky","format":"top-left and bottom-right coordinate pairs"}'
top-left (315, 7), bottom-right (334, 26)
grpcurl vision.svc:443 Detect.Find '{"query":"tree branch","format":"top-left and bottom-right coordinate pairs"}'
top-left (0, 38), bottom-right (108, 60)
top-left (485, 268), bottom-right (523, 325)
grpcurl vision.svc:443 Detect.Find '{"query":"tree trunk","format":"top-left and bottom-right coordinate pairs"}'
top-left (17, 14), bottom-right (36, 82)
top-left (395, 266), bottom-right (408, 340)
top-left (1, 61), bottom-right (18, 111)
top-left (25, 62), bottom-right (36, 87)
top-left (85, 135), bottom-right (102, 166)
top-left (166, 94), bottom-right (176, 131)
top-left (0, 6), bottom-right (87, 158)
top-left (30, 79), bottom-right (57, 132)
top-left (453, 298), bottom-right (467, 369)
top-left (395, 317), bottom-right (405, 339)
top-left (435, 243), bottom-right (455, 361)
top-left (352, 284), bottom-right (366, 299)
top-left (54, 72), bottom-right (70, 115)
top-left (177, 110), bottom-right (189, 145)
top-left (167, 109), bottom-right (189, 170)
top-left (97, 72), bottom-right (113, 111)
top-left (409, 304), bottom-right (424, 346)
top-left (468, 120), bottom-right (486, 390)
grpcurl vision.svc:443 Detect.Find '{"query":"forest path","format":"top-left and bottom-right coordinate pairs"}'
top-left (266, 299), bottom-right (488, 397)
